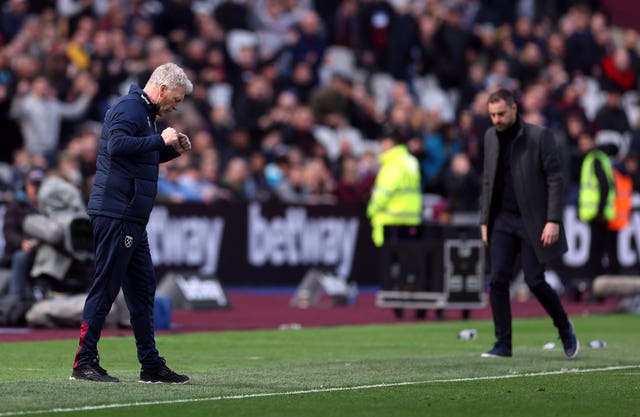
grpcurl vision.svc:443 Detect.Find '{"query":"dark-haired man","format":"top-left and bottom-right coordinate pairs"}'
top-left (480, 88), bottom-right (578, 359)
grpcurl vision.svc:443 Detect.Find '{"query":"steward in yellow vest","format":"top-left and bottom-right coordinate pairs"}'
top-left (578, 136), bottom-right (618, 279)
top-left (578, 148), bottom-right (615, 222)
top-left (367, 131), bottom-right (422, 247)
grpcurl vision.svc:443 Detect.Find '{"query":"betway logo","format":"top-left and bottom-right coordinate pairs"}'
top-left (175, 274), bottom-right (228, 305)
top-left (147, 206), bottom-right (224, 275)
top-left (564, 205), bottom-right (640, 268)
top-left (248, 203), bottom-right (359, 276)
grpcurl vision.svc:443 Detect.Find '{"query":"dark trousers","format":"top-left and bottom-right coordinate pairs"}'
top-left (73, 216), bottom-right (161, 369)
top-left (588, 220), bottom-right (619, 277)
top-left (9, 249), bottom-right (36, 296)
top-left (489, 211), bottom-right (571, 349)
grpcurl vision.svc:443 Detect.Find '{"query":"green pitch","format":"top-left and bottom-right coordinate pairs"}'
top-left (1, 314), bottom-right (639, 416)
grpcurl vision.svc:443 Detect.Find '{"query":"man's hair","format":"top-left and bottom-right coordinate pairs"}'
top-left (146, 63), bottom-right (193, 94)
top-left (380, 124), bottom-right (406, 144)
top-left (487, 88), bottom-right (516, 106)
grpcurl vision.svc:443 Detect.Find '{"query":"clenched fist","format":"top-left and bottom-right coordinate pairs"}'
top-left (173, 132), bottom-right (192, 154)
top-left (161, 127), bottom-right (179, 146)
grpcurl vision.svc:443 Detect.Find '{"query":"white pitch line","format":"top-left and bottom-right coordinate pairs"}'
top-left (1, 365), bottom-right (638, 417)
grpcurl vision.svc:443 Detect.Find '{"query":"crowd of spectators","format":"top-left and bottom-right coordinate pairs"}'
top-left (1, 0), bottom-right (640, 218)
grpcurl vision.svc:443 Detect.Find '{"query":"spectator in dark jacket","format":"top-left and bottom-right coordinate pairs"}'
top-left (384, 0), bottom-right (420, 83)
top-left (2, 168), bottom-right (42, 296)
top-left (289, 10), bottom-right (327, 86)
top-left (357, 0), bottom-right (395, 72)
top-left (432, 4), bottom-right (472, 90)
top-left (442, 153), bottom-right (480, 212)
top-left (594, 79), bottom-right (630, 134)
top-left (564, 5), bottom-right (601, 76)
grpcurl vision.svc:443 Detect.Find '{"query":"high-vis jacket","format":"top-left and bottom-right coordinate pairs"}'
top-left (608, 168), bottom-right (632, 231)
top-left (578, 149), bottom-right (615, 222)
top-left (367, 144), bottom-right (422, 247)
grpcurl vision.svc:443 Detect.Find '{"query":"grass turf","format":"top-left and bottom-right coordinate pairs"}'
top-left (1, 314), bottom-right (639, 416)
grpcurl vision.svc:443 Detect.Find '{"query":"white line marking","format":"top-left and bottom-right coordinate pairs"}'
top-left (1, 365), bottom-right (638, 416)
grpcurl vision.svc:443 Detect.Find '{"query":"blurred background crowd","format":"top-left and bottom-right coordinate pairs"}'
top-left (1, 0), bottom-right (640, 219)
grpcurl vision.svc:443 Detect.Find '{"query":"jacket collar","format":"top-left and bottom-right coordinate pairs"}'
top-left (497, 114), bottom-right (522, 140)
top-left (129, 85), bottom-right (160, 118)
top-left (380, 144), bottom-right (408, 164)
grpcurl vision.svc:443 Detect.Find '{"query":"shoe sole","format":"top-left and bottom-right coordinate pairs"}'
top-left (480, 352), bottom-right (510, 358)
top-left (565, 339), bottom-right (580, 359)
top-left (138, 379), bottom-right (189, 384)
top-left (69, 376), bottom-right (120, 383)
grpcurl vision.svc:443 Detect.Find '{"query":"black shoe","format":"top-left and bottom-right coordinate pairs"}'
top-left (481, 344), bottom-right (512, 358)
top-left (560, 322), bottom-right (579, 359)
top-left (70, 359), bottom-right (119, 382)
top-left (139, 359), bottom-right (189, 384)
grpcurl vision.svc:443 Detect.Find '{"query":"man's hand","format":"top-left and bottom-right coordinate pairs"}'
top-left (161, 127), bottom-right (179, 146)
top-left (173, 132), bottom-right (191, 154)
top-left (540, 222), bottom-right (559, 247)
top-left (481, 224), bottom-right (488, 246)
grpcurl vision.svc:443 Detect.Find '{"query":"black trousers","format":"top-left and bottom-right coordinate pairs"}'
top-left (588, 220), bottom-right (620, 277)
top-left (74, 216), bottom-right (161, 369)
top-left (488, 211), bottom-right (571, 348)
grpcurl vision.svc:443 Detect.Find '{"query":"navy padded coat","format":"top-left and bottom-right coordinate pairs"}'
top-left (87, 85), bottom-right (180, 225)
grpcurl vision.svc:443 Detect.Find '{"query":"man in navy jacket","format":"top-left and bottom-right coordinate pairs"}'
top-left (71, 63), bottom-right (193, 383)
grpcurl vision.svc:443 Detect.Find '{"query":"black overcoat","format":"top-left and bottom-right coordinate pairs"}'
top-left (480, 121), bottom-right (568, 264)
